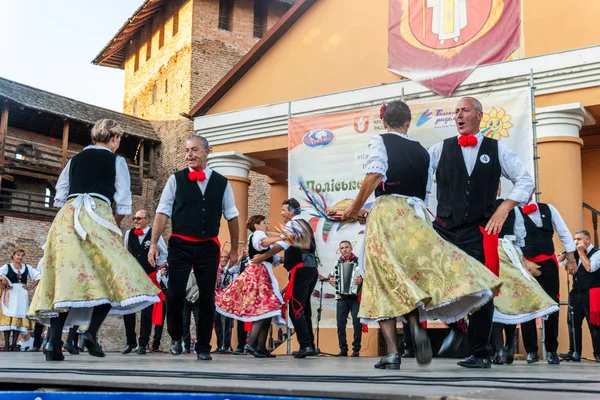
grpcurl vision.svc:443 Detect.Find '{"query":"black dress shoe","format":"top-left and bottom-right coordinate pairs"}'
top-left (573, 351), bottom-right (581, 362)
top-left (45, 343), bottom-right (65, 362)
top-left (457, 355), bottom-right (491, 369)
top-left (293, 346), bottom-right (315, 358)
top-left (493, 349), bottom-right (507, 365)
top-left (411, 324), bottom-right (432, 365)
top-left (336, 350), bottom-right (348, 357)
top-left (63, 342), bottom-right (80, 355)
top-left (170, 340), bottom-right (183, 355)
top-left (244, 344), bottom-right (266, 358)
top-left (258, 348), bottom-right (276, 358)
top-left (136, 345), bottom-right (147, 355)
top-left (547, 352), bottom-right (560, 364)
top-left (81, 333), bottom-right (105, 358)
top-left (121, 344), bottom-right (134, 354)
top-left (351, 351), bottom-right (360, 357)
top-left (197, 352), bottom-right (212, 361)
top-left (374, 353), bottom-right (400, 370)
top-left (595, 355), bottom-right (600, 363)
top-left (401, 348), bottom-right (415, 358)
top-left (505, 346), bottom-right (515, 364)
top-left (526, 352), bottom-right (540, 364)
top-left (151, 346), bottom-right (160, 353)
top-left (438, 329), bottom-right (465, 357)
top-left (559, 351), bottom-right (574, 361)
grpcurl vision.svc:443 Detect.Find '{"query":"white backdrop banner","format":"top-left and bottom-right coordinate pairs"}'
top-left (287, 88), bottom-right (533, 328)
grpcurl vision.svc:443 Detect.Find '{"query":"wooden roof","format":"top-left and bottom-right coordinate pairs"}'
top-left (92, 0), bottom-right (297, 69)
top-left (189, 0), bottom-right (315, 117)
top-left (0, 76), bottom-right (160, 142)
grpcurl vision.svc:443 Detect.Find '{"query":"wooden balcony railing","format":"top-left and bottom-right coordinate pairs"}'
top-left (583, 202), bottom-right (599, 247)
top-left (0, 188), bottom-right (57, 221)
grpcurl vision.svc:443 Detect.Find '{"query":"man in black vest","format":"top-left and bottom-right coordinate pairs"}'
top-left (255, 198), bottom-right (319, 358)
top-left (516, 195), bottom-right (575, 364)
top-left (149, 135), bottom-right (239, 361)
top-left (122, 209), bottom-right (168, 355)
top-left (428, 97), bottom-right (534, 369)
top-left (560, 229), bottom-right (600, 363)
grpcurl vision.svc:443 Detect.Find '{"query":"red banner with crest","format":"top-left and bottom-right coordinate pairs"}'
top-left (388, 0), bottom-right (521, 96)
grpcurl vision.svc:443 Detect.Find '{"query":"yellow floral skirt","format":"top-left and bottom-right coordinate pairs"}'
top-left (0, 296), bottom-right (33, 332)
top-left (359, 196), bottom-right (502, 323)
top-left (28, 197), bottom-right (160, 323)
top-left (493, 239), bottom-right (559, 324)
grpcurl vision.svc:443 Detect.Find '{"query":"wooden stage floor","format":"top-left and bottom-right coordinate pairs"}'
top-left (1, 352), bottom-right (600, 399)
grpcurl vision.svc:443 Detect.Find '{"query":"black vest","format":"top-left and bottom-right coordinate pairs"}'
top-left (68, 148), bottom-right (117, 201)
top-left (574, 247), bottom-right (600, 292)
top-left (171, 169), bottom-right (228, 238)
top-left (126, 228), bottom-right (154, 274)
top-left (248, 233), bottom-right (274, 264)
top-left (374, 134), bottom-right (430, 200)
top-left (435, 136), bottom-right (501, 230)
top-left (493, 198), bottom-right (516, 238)
top-left (4, 264), bottom-right (29, 284)
top-left (239, 257), bottom-right (249, 274)
top-left (283, 218), bottom-right (317, 272)
top-left (520, 203), bottom-right (555, 257)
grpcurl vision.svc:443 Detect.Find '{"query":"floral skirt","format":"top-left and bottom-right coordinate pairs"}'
top-left (28, 197), bottom-right (160, 323)
top-left (359, 196), bottom-right (502, 323)
top-left (493, 239), bottom-right (559, 324)
top-left (216, 262), bottom-right (286, 327)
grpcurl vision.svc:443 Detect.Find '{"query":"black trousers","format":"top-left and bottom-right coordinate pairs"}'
top-left (402, 323), bottom-right (413, 352)
top-left (521, 258), bottom-right (560, 353)
top-left (290, 266), bottom-right (318, 348)
top-left (33, 323), bottom-right (44, 349)
top-left (336, 296), bottom-right (362, 352)
top-left (182, 299), bottom-right (199, 350)
top-left (166, 237), bottom-right (219, 353)
top-left (236, 320), bottom-right (247, 351)
top-left (434, 221), bottom-right (494, 358)
top-left (152, 299), bottom-right (167, 349)
top-left (123, 304), bottom-right (154, 347)
top-left (568, 289), bottom-right (600, 356)
top-left (492, 323), bottom-right (516, 353)
top-left (215, 312), bottom-right (233, 350)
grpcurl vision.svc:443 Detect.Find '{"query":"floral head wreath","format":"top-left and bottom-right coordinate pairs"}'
top-left (379, 103), bottom-right (387, 121)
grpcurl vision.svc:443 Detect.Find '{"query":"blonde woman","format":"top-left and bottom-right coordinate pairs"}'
top-left (28, 119), bottom-right (160, 361)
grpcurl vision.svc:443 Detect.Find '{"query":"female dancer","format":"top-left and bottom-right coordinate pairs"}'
top-left (28, 119), bottom-right (160, 361)
top-left (216, 215), bottom-right (285, 357)
top-left (0, 249), bottom-right (40, 351)
top-left (342, 100), bottom-right (502, 369)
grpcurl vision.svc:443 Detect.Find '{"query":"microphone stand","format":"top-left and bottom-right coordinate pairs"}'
top-left (566, 270), bottom-right (578, 359)
top-left (315, 277), bottom-right (335, 356)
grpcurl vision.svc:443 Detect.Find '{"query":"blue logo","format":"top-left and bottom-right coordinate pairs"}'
top-left (303, 129), bottom-right (335, 148)
top-left (416, 109), bottom-right (433, 127)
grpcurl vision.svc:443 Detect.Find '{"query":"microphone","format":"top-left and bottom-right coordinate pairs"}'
top-left (319, 277), bottom-right (330, 282)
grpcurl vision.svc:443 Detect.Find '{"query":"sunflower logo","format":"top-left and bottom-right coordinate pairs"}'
top-left (480, 107), bottom-right (513, 140)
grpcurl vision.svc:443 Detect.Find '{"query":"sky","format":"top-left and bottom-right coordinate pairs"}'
top-left (0, 0), bottom-right (145, 112)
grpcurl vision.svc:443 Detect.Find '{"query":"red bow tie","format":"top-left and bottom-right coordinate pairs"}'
top-left (188, 170), bottom-right (206, 181)
top-left (522, 204), bottom-right (538, 215)
top-left (458, 135), bottom-right (478, 147)
top-left (133, 229), bottom-right (145, 236)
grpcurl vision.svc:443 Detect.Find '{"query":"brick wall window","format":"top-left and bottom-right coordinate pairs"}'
top-left (219, 0), bottom-right (234, 31)
top-left (145, 25), bottom-right (152, 61)
top-left (152, 83), bottom-right (157, 104)
top-left (172, 3), bottom-right (179, 36)
top-left (133, 99), bottom-right (138, 116)
top-left (165, 79), bottom-right (168, 94)
top-left (253, 0), bottom-right (268, 38)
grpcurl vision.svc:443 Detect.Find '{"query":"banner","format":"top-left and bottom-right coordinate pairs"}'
top-left (388, 0), bottom-right (521, 96)
top-left (288, 88), bottom-right (533, 328)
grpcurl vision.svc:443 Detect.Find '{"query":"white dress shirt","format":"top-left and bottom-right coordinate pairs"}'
top-left (124, 226), bottom-right (168, 267)
top-left (579, 244), bottom-right (600, 273)
top-left (514, 202), bottom-right (576, 253)
top-left (54, 145), bottom-right (133, 215)
top-left (363, 132), bottom-right (420, 181)
top-left (156, 167), bottom-right (239, 220)
top-left (427, 132), bottom-right (534, 205)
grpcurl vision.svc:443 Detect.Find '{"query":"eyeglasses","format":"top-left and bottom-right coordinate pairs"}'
top-left (133, 217), bottom-right (146, 221)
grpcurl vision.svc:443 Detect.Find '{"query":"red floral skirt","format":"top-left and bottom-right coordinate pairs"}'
top-left (216, 263), bottom-right (286, 326)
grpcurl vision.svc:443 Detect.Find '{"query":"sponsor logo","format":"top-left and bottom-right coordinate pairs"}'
top-left (354, 116), bottom-right (369, 133)
top-left (303, 129), bottom-right (335, 148)
top-left (415, 108), bottom-right (455, 127)
top-left (416, 109), bottom-right (433, 126)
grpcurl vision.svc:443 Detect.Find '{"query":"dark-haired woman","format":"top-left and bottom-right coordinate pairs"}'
top-left (342, 101), bottom-right (502, 370)
top-left (215, 215), bottom-right (285, 357)
top-left (28, 119), bottom-right (160, 361)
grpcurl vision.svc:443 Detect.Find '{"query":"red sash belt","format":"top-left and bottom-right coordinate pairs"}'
top-left (479, 227), bottom-right (500, 276)
top-left (282, 262), bottom-right (304, 320)
top-left (524, 253), bottom-right (558, 267)
top-left (590, 288), bottom-right (600, 326)
top-left (148, 271), bottom-right (166, 326)
top-left (171, 234), bottom-right (221, 250)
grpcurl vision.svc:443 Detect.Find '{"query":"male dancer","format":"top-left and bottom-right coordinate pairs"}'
top-left (428, 97), bottom-right (534, 368)
top-left (149, 135), bottom-right (239, 361)
top-left (122, 209), bottom-right (168, 355)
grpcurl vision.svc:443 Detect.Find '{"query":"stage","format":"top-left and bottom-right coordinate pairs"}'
top-left (1, 352), bottom-right (600, 399)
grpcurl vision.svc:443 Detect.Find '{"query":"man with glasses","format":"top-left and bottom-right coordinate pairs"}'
top-left (122, 210), bottom-right (168, 355)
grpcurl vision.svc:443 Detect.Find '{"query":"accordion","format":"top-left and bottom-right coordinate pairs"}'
top-left (334, 261), bottom-right (361, 296)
